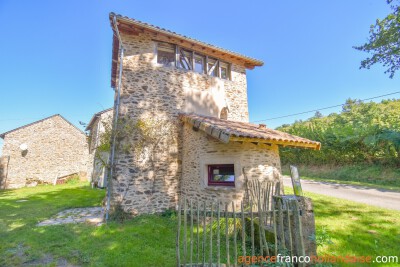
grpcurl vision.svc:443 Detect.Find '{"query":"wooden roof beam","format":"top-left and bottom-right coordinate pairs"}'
top-left (229, 136), bottom-right (320, 150)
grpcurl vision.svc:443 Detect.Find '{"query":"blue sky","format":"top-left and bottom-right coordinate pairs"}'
top-left (0, 1), bottom-right (398, 153)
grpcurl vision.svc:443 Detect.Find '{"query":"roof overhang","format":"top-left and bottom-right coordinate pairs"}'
top-left (109, 12), bottom-right (264, 88)
top-left (85, 108), bottom-right (113, 131)
top-left (180, 114), bottom-right (321, 150)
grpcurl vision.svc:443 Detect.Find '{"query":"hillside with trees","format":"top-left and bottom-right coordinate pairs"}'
top-left (277, 99), bottom-right (400, 188)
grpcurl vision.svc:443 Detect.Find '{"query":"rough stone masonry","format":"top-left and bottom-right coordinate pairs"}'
top-left (1, 115), bottom-right (89, 189)
top-left (110, 20), bottom-right (270, 215)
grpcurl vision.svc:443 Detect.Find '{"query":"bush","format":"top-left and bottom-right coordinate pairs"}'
top-left (108, 203), bottom-right (131, 223)
top-left (66, 174), bottom-right (80, 185)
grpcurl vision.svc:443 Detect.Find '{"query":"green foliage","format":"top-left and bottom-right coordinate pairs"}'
top-left (108, 202), bottom-right (132, 223)
top-left (65, 174), bottom-right (80, 185)
top-left (314, 226), bottom-right (334, 247)
top-left (95, 116), bottom-right (178, 166)
top-left (160, 208), bottom-right (176, 218)
top-left (277, 99), bottom-right (400, 167)
top-left (282, 164), bottom-right (400, 190)
top-left (354, 0), bottom-right (400, 78)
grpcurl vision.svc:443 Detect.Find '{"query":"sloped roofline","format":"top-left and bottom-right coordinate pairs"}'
top-left (85, 108), bottom-right (113, 131)
top-left (0, 114), bottom-right (86, 139)
top-left (180, 113), bottom-right (321, 150)
top-left (109, 12), bottom-right (264, 88)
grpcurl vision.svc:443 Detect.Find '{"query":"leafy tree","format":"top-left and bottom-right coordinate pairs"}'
top-left (313, 111), bottom-right (323, 118)
top-left (354, 0), bottom-right (400, 78)
top-left (277, 99), bottom-right (400, 166)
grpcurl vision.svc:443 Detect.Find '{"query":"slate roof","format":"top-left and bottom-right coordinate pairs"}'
top-left (0, 114), bottom-right (85, 139)
top-left (180, 113), bottom-right (321, 150)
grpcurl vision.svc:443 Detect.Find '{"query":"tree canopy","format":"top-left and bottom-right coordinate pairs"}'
top-left (277, 99), bottom-right (400, 166)
top-left (354, 0), bottom-right (400, 78)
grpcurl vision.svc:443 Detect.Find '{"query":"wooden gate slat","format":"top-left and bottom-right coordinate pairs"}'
top-left (202, 201), bottom-right (206, 266)
top-left (225, 203), bottom-right (230, 266)
top-left (209, 202), bottom-right (213, 267)
top-left (177, 198), bottom-right (181, 267)
top-left (232, 202), bottom-right (238, 267)
top-left (183, 197), bottom-right (187, 266)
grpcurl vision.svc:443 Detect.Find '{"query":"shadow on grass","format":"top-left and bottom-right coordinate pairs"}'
top-left (0, 185), bottom-right (105, 231)
top-left (308, 193), bottom-right (400, 265)
top-left (0, 184), bottom-right (177, 266)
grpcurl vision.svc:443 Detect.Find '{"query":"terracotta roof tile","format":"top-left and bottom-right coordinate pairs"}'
top-left (109, 12), bottom-right (263, 66)
top-left (180, 113), bottom-right (321, 150)
top-left (109, 12), bottom-right (264, 88)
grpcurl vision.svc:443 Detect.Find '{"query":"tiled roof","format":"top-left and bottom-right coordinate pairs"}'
top-left (85, 108), bottom-right (113, 131)
top-left (0, 114), bottom-right (86, 139)
top-left (180, 113), bottom-right (321, 150)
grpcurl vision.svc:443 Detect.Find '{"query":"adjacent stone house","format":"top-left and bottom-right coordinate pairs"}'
top-left (0, 115), bottom-right (89, 189)
top-left (108, 13), bottom-right (320, 214)
top-left (86, 108), bottom-right (114, 187)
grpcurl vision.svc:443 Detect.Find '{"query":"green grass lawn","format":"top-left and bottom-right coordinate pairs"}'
top-left (282, 164), bottom-right (400, 192)
top-left (1, 183), bottom-right (399, 266)
top-left (284, 187), bottom-right (400, 266)
top-left (0, 182), bottom-right (177, 267)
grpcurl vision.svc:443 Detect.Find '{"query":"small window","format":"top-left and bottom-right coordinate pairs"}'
top-left (219, 61), bottom-right (230, 80)
top-left (207, 58), bottom-right (218, 77)
top-left (208, 164), bottom-right (235, 186)
top-left (194, 54), bottom-right (205, 74)
top-left (157, 42), bottom-right (176, 67)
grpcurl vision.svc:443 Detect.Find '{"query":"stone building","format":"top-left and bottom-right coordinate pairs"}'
top-left (86, 108), bottom-right (114, 187)
top-left (108, 13), bottom-right (320, 214)
top-left (0, 115), bottom-right (89, 189)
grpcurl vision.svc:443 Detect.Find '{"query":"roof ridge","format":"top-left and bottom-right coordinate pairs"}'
top-left (109, 12), bottom-right (264, 66)
top-left (85, 108), bottom-right (114, 131)
top-left (0, 114), bottom-right (86, 139)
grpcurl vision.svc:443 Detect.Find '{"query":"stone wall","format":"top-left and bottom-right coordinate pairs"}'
top-left (112, 30), bottom-right (251, 214)
top-left (88, 109), bottom-right (113, 182)
top-left (181, 122), bottom-right (282, 204)
top-left (89, 110), bottom-right (113, 154)
top-left (0, 156), bottom-right (10, 189)
top-left (1, 115), bottom-right (89, 188)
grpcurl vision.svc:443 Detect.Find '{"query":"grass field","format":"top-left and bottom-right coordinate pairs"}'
top-left (282, 164), bottom-right (400, 192)
top-left (285, 187), bottom-right (400, 266)
top-left (1, 183), bottom-right (399, 266)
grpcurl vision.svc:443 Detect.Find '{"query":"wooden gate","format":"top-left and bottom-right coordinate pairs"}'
top-left (176, 189), bottom-right (306, 266)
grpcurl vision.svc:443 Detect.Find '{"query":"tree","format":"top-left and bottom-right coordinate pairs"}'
top-left (354, 0), bottom-right (400, 78)
top-left (313, 111), bottom-right (323, 118)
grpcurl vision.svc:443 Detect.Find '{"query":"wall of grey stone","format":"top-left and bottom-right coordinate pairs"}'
top-left (112, 30), bottom-right (251, 214)
top-left (181, 122), bottom-right (282, 204)
top-left (0, 156), bottom-right (10, 189)
top-left (88, 110), bottom-right (113, 182)
top-left (1, 115), bottom-right (89, 188)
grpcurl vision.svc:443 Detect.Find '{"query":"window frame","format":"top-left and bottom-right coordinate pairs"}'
top-left (178, 48), bottom-right (193, 70)
top-left (207, 164), bottom-right (235, 187)
top-left (155, 41), bottom-right (231, 80)
top-left (194, 53), bottom-right (206, 74)
top-left (219, 61), bottom-right (230, 80)
top-left (156, 42), bottom-right (176, 67)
